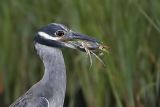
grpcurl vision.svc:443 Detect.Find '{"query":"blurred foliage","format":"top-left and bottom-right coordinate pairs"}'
top-left (0, 0), bottom-right (160, 107)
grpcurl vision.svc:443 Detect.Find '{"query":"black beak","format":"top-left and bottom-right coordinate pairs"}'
top-left (71, 32), bottom-right (100, 43)
top-left (62, 31), bottom-right (102, 51)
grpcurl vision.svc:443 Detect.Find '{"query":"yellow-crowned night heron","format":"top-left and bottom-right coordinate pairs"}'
top-left (9, 23), bottom-right (101, 107)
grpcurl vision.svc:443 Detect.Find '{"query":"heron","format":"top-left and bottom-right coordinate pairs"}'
top-left (9, 23), bottom-right (106, 107)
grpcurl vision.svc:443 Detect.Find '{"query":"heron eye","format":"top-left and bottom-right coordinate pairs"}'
top-left (55, 30), bottom-right (65, 37)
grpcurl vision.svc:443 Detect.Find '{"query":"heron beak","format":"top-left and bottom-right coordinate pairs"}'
top-left (61, 31), bottom-right (109, 53)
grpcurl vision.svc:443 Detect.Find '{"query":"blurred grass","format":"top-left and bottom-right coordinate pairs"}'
top-left (0, 0), bottom-right (160, 107)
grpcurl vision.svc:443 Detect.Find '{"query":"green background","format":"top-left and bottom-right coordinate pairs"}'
top-left (0, 0), bottom-right (160, 107)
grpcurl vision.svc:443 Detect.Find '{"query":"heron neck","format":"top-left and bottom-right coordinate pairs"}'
top-left (35, 43), bottom-right (66, 107)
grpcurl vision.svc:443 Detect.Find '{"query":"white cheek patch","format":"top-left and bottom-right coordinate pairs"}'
top-left (38, 31), bottom-right (77, 49)
top-left (38, 32), bottom-right (60, 41)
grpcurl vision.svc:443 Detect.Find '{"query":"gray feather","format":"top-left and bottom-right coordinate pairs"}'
top-left (10, 43), bottom-right (66, 107)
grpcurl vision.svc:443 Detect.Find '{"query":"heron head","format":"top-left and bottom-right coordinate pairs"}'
top-left (34, 23), bottom-right (107, 52)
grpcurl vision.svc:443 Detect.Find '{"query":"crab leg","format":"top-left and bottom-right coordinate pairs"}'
top-left (82, 42), bottom-right (93, 69)
top-left (99, 45), bottom-right (110, 53)
top-left (90, 50), bottom-right (105, 66)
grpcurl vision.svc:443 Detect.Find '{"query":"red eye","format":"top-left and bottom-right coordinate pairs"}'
top-left (55, 30), bottom-right (65, 37)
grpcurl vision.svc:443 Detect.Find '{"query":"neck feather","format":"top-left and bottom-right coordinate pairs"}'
top-left (35, 43), bottom-right (66, 107)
